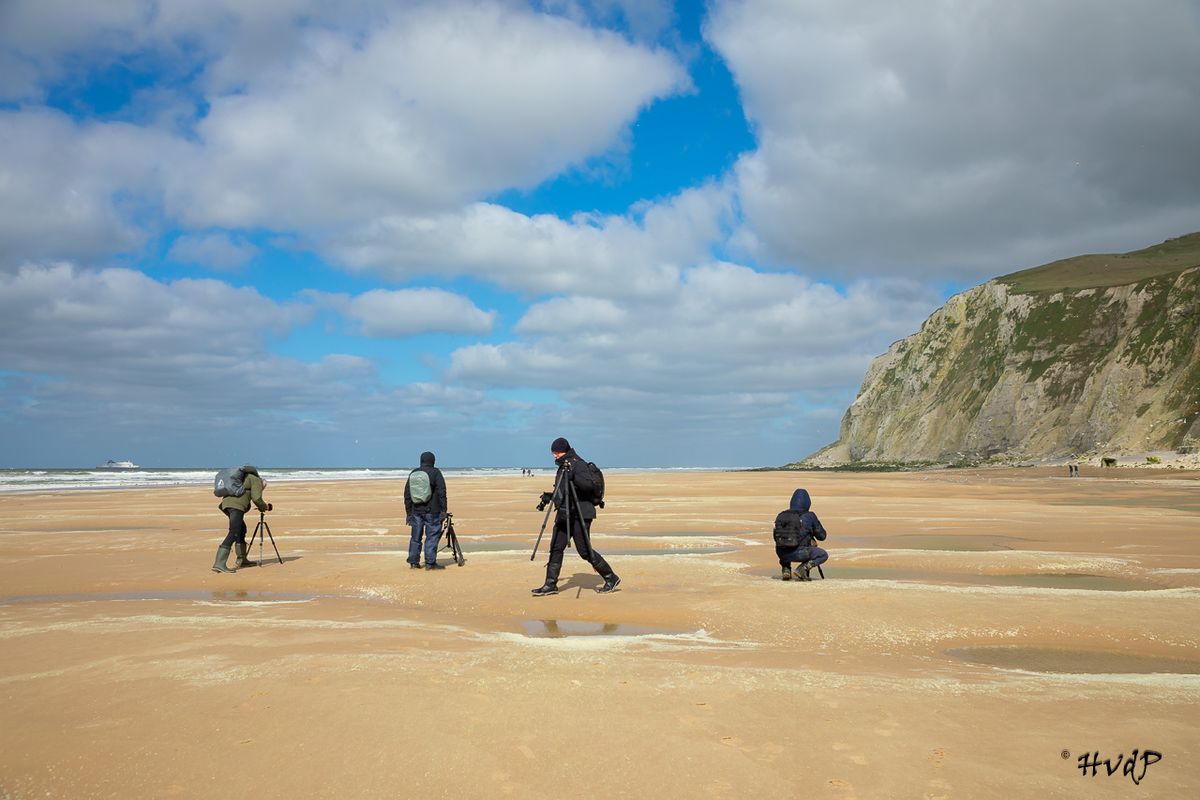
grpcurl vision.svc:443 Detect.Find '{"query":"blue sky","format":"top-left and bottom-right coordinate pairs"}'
top-left (1, 0), bottom-right (1197, 468)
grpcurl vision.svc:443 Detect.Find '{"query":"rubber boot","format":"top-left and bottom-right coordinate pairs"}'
top-left (211, 545), bottom-right (235, 573)
top-left (531, 580), bottom-right (559, 596)
top-left (235, 542), bottom-right (254, 568)
top-left (795, 562), bottom-right (812, 582)
top-left (781, 565), bottom-right (792, 581)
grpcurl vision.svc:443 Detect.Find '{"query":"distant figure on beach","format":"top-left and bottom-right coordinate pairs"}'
top-left (531, 437), bottom-right (620, 596)
top-left (773, 488), bottom-right (828, 581)
top-left (404, 451), bottom-right (448, 570)
top-left (214, 466), bottom-right (269, 573)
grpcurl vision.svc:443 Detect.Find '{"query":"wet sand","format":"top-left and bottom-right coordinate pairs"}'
top-left (1, 469), bottom-right (1198, 799)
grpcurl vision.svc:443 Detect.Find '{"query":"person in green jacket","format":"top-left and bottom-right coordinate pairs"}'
top-left (214, 466), bottom-right (269, 573)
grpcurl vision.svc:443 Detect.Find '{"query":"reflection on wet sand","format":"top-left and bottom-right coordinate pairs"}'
top-left (518, 619), bottom-right (685, 638)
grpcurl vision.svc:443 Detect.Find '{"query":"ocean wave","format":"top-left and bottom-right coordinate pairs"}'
top-left (0, 466), bottom-right (727, 493)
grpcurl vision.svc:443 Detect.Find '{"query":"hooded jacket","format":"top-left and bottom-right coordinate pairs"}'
top-left (773, 488), bottom-right (826, 555)
top-left (552, 449), bottom-right (598, 521)
top-left (404, 451), bottom-right (448, 517)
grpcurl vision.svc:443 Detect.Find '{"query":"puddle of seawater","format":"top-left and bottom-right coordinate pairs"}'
top-left (0, 591), bottom-right (317, 606)
top-left (518, 619), bottom-right (684, 638)
top-left (871, 534), bottom-right (1019, 552)
top-left (745, 565), bottom-right (1158, 591)
top-left (358, 540), bottom-right (524, 553)
top-left (947, 646), bottom-right (1200, 675)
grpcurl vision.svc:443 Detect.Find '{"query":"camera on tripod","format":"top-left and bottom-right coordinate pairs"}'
top-left (536, 492), bottom-right (554, 512)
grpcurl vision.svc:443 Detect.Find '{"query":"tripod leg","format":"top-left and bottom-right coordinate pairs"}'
top-left (450, 529), bottom-right (465, 566)
top-left (530, 471), bottom-right (563, 561)
top-left (564, 473), bottom-right (573, 551)
top-left (262, 521), bottom-right (283, 565)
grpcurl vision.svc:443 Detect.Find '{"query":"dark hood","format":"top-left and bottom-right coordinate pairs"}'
top-left (420, 451), bottom-right (436, 467)
top-left (789, 488), bottom-right (811, 512)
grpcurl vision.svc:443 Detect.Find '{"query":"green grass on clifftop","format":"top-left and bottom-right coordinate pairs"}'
top-left (998, 232), bottom-right (1200, 293)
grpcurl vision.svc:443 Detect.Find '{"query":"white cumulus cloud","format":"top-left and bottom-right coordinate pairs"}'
top-left (707, 0), bottom-right (1200, 278)
top-left (321, 288), bottom-right (497, 338)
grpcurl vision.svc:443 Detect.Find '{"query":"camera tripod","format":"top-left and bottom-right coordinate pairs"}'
top-left (245, 509), bottom-right (284, 566)
top-left (530, 467), bottom-right (592, 560)
top-left (438, 513), bottom-right (466, 566)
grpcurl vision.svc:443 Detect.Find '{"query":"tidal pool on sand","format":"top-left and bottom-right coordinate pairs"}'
top-left (946, 646), bottom-right (1200, 674)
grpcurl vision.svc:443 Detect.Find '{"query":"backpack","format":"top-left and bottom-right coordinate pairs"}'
top-left (408, 469), bottom-right (433, 504)
top-left (578, 461), bottom-right (605, 506)
top-left (772, 510), bottom-right (804, 547)
top-left (214, 467), bottom-right (247, 498)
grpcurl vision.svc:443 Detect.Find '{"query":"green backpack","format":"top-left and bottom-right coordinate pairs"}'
top-left (408, 469), bottom-right (433, 504)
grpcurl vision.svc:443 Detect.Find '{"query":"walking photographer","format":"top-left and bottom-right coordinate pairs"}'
top-left (531, 437), bottom-right (620, 596)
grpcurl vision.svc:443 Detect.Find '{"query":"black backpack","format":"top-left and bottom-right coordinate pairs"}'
top-left (575, 461), bottom-right (606, 507)
top-left (772, 510), bottom-right (804, 547)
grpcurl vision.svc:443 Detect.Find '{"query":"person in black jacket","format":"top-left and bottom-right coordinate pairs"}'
top-left (404, 451), bottom-right (449, 570)
top-left (532, 437), bottom-right (620, 596)
top-left (773, 488), bottom-right (828, 581)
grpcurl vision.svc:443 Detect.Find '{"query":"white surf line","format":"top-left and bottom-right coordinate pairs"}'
top-left (475, 628), bottom-right (758, 653)
top-left (833, 547), bottom-right (1138, 568)
top-left (806, 580), bottom-right (1200, 598)
top-left (961, 668), bottom-right (1200, 694)
top-left (192, 599), bottom-right (316, 607)
top-left (0, 613), bottom-right (476, 639)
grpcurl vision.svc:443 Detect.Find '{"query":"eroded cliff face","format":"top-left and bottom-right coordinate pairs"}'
top-left (808, 254), bottom-right (1200, 465)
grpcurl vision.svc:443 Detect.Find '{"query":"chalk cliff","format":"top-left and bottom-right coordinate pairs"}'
top-left (807, 234), bottom-right (1200, 465)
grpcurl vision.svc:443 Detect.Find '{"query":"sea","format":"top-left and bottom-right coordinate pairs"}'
top-left (0, 466), bottom-right (723, 493)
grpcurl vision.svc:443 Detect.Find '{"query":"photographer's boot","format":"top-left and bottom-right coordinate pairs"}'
top-left (531, 580), bottom-right (559, 596)
top-left (795, 562), bottom-right (812, 581)
top-left (781, 565), bottom-right (792, 581)
top-left (211, 545), bottom-right (235, 574)
top-left (596, 574), bottom-right (621, 594)
top-left (235, 542), bottom-right (254, 568)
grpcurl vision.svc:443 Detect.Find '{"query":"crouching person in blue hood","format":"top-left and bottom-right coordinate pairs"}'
top-left (772, 488), bottom-right (828, 581)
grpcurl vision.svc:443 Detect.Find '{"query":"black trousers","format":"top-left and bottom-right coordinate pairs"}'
top-left (545, 515), bottom-right (615, 583)
top-left (220, 507), bottom-right (248, 548)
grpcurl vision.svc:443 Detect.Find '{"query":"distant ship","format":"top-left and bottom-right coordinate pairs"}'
top-left (97, 459), bottom-right (139, 469)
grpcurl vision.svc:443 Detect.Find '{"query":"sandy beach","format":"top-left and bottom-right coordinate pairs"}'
top-left (1, 468), bottom-right (1198, 799)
